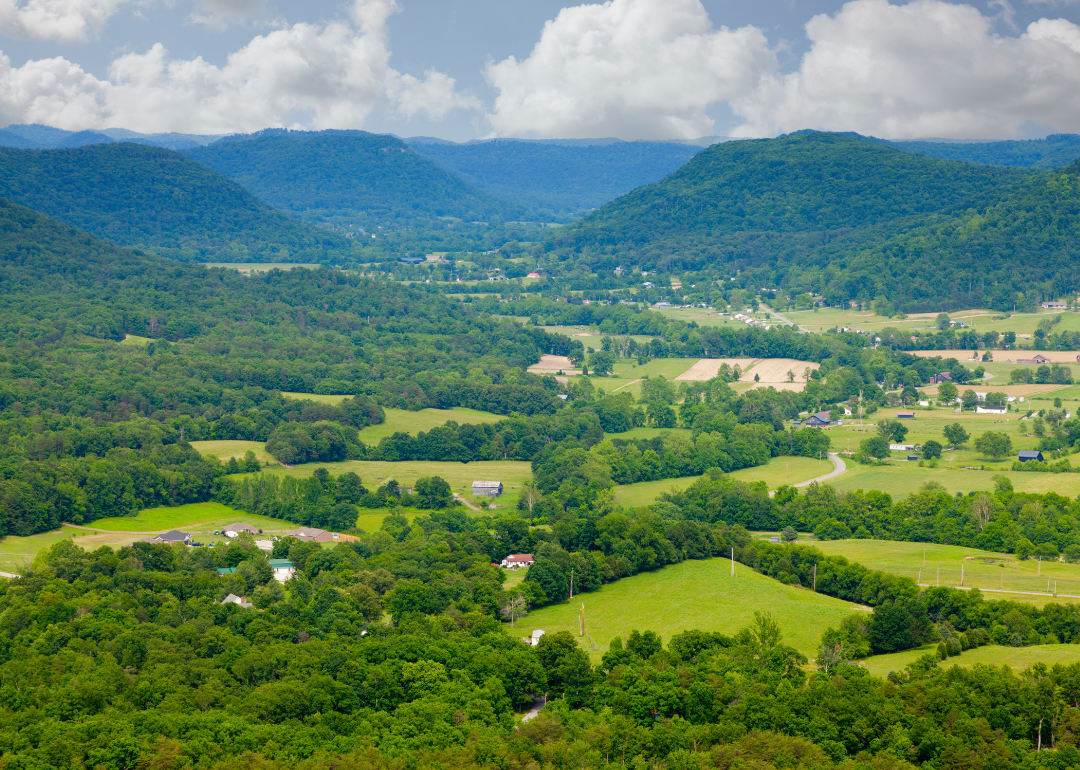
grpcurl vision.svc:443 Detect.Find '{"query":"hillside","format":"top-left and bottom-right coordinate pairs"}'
top-left (184, 129), bottom-right (529, 229)
top-left (550, 131), bottom-right (1080, 311)
top-left (888, 133), bottom-right (1080, 169)
top-left (408, 138), bottom-right (701, 218)
top-left (0, 123), bottom-right (221, 150)
top-left (0, 144), bottom-right (351, 262)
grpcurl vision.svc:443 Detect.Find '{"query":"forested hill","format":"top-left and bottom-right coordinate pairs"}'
top-left (184, 129), bottom-right (529, 229)
top-left (548, 131), bottom-right (1080, 311)
top-left (888, 133), bottom-right (1080, 169)
top-left (408, 138), bottom-right (701, 218)
top-left (0, 144), bottom-right (351, 262)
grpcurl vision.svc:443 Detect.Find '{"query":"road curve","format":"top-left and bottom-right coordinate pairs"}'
top-left (794, 452), bottom-right (847, 488)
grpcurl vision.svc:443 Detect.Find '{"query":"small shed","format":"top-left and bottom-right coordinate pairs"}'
top-left (473, 481), bottom-right (504, 496)
top-left (897, 411), bottom-right (915, 419)
top-left (1018, 450), bottom-right (1045, 462)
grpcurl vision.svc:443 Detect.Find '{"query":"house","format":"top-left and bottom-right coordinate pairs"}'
top-left (1017, 354), bottom-right (1051, 365)
top-left (488, 275), bottom-right (508, 282)
top-left (889, 443), bottom-right (916, 451)
top-left (221, 593), bottom-right (253, 608)
top-left (287, 527), bottom-right (341, 543)
top-left (1019, 450), bottom-right (1045, 462)
top-left (269, 559), bottom-right (295, 582)
top-left (1042, 302), bottom-right (1067, 308)
top-left (527, 272), bottom-right (542, 278)
top-left (398, 256), bottom-right (425, 264)
top-left (501, 553), bottom-right (534, 569)
top-left (976, 405), bottom-right (1007, 414)
top-left (153, 530), bottom-right (193, 545)
top-left (804, 412), bottom-right (831, 427)
top-left (930, 372), bottom-right (953, 384)
top-left (768, 536), bottom-right (781, 544)
top-left (897, 411), bottom-right (916, 419)
top-left (472, 481), bottom-right (504, 497)
top-left (524, 630), bottom-right (545, 647)
top-left (222, 523), bottom-right (256, 537)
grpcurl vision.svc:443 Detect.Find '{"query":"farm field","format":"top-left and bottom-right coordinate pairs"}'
top-left (861, 644), bottom-right (1080, 679)
top-left (255, 459), bottom-right (533, 506)
top-left (189, 440), bottom-right (275, 464)
top-left (810, 539), bottom-right (1080, 601)
top-left (825, 462), bottom-right (1080, 498)
top-left (739, 358), bottom-right (819, 391)
top-left (90, 502), bottom-right (288, 533)
top-left (593, 358), bottom-right (701, 400)
top-left (612, 456), bottom-right (827, 507)
top-left (521, 557), bottom-right (872, 661)
top-left (674, 358), bottom-right (756, 381)
top-left (780, 307), bottom-right (1080, 337)
top-left (0, 528), bottom-right (138, 574)
top-left (356, 407), bottom-right (505, 444)
top-left (281, 392), bottom-right (350, 404)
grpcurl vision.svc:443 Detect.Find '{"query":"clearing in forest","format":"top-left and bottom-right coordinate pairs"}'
top-left (357, 407), bottom-right (505, 444)
top-left (528, 354), bottom-right (580, 375)
top-left (862, 644), bottom-right (1080, 678)
top-left (521, 557), bottom-right (869, 661)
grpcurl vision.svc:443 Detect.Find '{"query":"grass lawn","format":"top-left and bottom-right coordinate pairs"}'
top-left (522, 558), bottom-right (871, 661)
top-left (254, 459), bottom-right (533, 508)
top-left (810, 539), bottom-right (1080, 601)
top-left (861, 644), bottom-right (1080, 679)
top-left (91, 502), bottom-right (290, 533)
top-left (614, 457), bottom-right (828, 508)
top-left (356, 407), bottom-right (505, 445)
top-left (189, 440), bottom-right (275, 464)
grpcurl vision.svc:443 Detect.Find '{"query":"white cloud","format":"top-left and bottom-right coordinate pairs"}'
top-left (483, 0), bottom-right (776, 140)
top-left (0, 0), bottom-right (475, 132)
top-left (730, 0), bottom-right (1080, 139)
top-left (0, 0), bottom-right (130, 41)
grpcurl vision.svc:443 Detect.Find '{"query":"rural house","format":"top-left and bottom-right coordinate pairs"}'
top-left (473, 481), bottom-right (504, 496)
top-left (288, 527), bottom-right (341, 543)
top-left (501, 554), bottom-right (534, 569)
top-left (269, 559), bottom-right (295, 582)
top-left (524, 630), bottom-right (545, 646)
top-left (398, 256), bottom-right (425, 264)
top-left (976, 405), bottom-right (1007, 414)
top-left (804, 412), bottom-right (831, 427)
top-left (1042, 302), bottom-right (1067, 308)
top-left (1017, 354), bottom-right (1051, 365)
top-left (149, 530), bottom-right (193, 545)
top-left (222, 523), bottom-right (256, 537)
top-left (1018, 450), bottom-right (1045, 462)
top-left (221, 594), bottom-right (253, 608)
top-left (930, 372), bottom-right (952, 384)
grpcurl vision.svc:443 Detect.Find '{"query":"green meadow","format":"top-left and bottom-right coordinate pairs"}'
top-left (522, 557), bottom-right (871, 661)
top-left (355, 407), bottom-right (505, 445)
top-left (861, 644), bottom-right (1080, 679)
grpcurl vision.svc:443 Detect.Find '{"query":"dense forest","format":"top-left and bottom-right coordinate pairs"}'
top-left (409, 138), bottom-right (701, 218)
top-left (185, 130), bottom-right (530, 232)
top-left (0, 144), bottom-right (352, 262)
top-left (544, 132), bottom-right (1080, 311)
top-left (888, 133), bottom-right (1080, 169)
top-left (0, 123), bottom-right (221, 150)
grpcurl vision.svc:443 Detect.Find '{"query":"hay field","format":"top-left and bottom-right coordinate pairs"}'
top-left (189, 440), bottom-right (275, 464)
top-left (741, 358), bottom-right (820, 390)
top-left (356, 407), bottom-right (505, 444)
top-left (674, 358), bottom-right (757, 381)
top-left (528, 354), bottom-right (580, 375)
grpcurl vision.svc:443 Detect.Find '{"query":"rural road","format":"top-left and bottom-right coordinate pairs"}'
top-left (757, 303), bottom-right (804, 332)
top-left (794, 452), bottom-right (847, 488)
top-left (521, 695), bottom-right (547, 722)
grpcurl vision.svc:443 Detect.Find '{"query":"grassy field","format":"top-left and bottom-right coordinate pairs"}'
top-left (780, 307), bottom-right (1080, 338)
top-left (90, 502), bottom-right (289, 533)
top-left (254, 459), bottom-right (533, 507)
top-left (861, 644), bottom-right (1080, 678)
top-left (0, 528), bottom-right (139, 573)
top-left (206, 263), bottom-right (320, 274)
top-left (522, 558), bottom-right (872, 660)
top-left (825, 462), bottom-right (1080, 498)
top-left (595, 358), bottom-right (700, 400)
top-left (356, 407), bottom-right (505, 444)
top-left (189, 440), bottom-right (275, 464)
top-left (120, 334), bottom-right (152, 346)
top-left (281, 392), bottom-right (350, 404)
top-left (810, 539), bottom-right (1080, 600)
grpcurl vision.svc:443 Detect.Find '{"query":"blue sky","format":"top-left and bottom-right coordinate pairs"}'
top-left (0, 0), bottom-right (1078, 140)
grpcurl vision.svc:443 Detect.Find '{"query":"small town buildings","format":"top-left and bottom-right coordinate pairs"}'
top-left (897, 411), bottom-right (916, 419)
top-left (222, 523), bottom-right (256, 537)
top-left (501, 554), bottom-right (534, 569)
top-left (804, 412), bottom-right (831, 427)
top-left (1019, 450), bottom-right (1045, 462)
top-left (472, 481), bottom-right (504, 496)
top-left (976, 405), bottom-right (1007, 414)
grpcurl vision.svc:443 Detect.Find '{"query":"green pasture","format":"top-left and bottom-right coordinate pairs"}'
top-left (614, 477), bottom-right (701, 507)
top-left (120, 334), bottom-right (152, 346)
top-left (356, 407), bottom-right (505, 445)
top-left (861, 644), bottom-right (1080, 679)
top-left (610, 427), bottom-right (691, 440)
top-left (825, 463), bottom-right (1080, 498)
top-left (189, 440), bottom-right (275, 464)
top-left (0, 528), bottom-right (143, 573)
top-left (255, 459), bottom-right (533, 507)
top-left (810, 539), bottom-right (1080, 601)
top-left (522, 557), bottom-right (871, 661)
top-left (780, 307), bottom-right (1080, 337)
top-left (281, 392), bottom-right (350, 405)
top-left (593, 358), bottom-right (698, 400)
top-left (90, 502), bottom-right (289, 533)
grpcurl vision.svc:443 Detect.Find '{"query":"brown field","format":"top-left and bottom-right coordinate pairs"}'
top-left (741, 359), bottom-right (820, 390)
top-left (528, 354), bottom-right (580, 375)
top-left (674, 358), bottom-right (757, 381)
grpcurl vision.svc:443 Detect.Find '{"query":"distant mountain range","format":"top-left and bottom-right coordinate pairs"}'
top-left (0, 143), bottom-right (350, 262)
top-left (0, 123), bottom-right (223, 151)
top-left (550, 131), bottom-right (1080, 311)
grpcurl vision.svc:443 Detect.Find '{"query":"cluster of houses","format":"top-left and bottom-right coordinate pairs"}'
top-left (732, 313), bottom-right (771, 330)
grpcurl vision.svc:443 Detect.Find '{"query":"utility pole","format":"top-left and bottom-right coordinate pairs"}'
top-left (731, 547), bottom-right (735, 577)
top-left (579, 603), bottom-right (585, 636)
top-left (569, 567), bottom-right (574, 600)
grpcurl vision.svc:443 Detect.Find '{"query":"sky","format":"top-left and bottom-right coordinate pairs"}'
top-left (1, 0), bottom-right (1080, 141)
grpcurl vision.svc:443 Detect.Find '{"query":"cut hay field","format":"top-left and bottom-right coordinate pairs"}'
top-left (613, 456), bottom-right (828, 508)
top-left (255, 459), bottom-right (533, 506)
top-left (861, 644), bottom-right (1080, 679)
top-left (189, 440), bottom-right (275, 464)
top-left (740, 358), bottom-right (819, 391)
top-left (674, 358), bottom-right (756, 381)
top-left (90, 502), bottom-right (288, 533)
top-left (0, 528), bottom-right (137, 574)
top-left (809, 539), bottom-right (1080, 602)
top-left (521, 558), bottom-right (871, 661)
top-left (356, 407), bottom-right (505, 444)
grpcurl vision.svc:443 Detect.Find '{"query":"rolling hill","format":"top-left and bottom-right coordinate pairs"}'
top-left (0, 123), bottom-right (222, 150)
top-left (0, 143), bottom-right (351, 262)
top-left (550, 131), bottom-right (1080, 311)
top-left (888, 133), bottom-right (1080, 169)
top-left (407, 138), bottom-right (702, 218)
top-left (184, 129), bottom-right (529, 229)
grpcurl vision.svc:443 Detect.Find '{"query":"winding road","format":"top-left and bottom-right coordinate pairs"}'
top-left (796, 452), bottom-right (847, 487)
